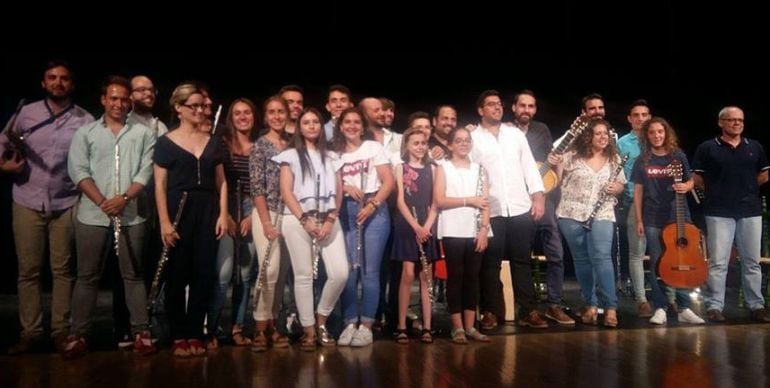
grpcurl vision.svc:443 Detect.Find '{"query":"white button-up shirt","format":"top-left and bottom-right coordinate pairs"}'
top-left (471, 123), bottom-right (544, 217)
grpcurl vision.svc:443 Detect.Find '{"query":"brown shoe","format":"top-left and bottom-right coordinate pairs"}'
top-left (638, 302), bottom-right (653, 318)
top-left (518, 310), bottom-right (548, 329)
top-left (751, 308), bottom-right (770, 323)
top-left (545, 305), bottom-right (576, 326)
top-left (480, 312), bottom-right (498, 331)
top-left (7, 336), bottom-right (41, 356)
top-left (706, 309), bottom-right (726, 322)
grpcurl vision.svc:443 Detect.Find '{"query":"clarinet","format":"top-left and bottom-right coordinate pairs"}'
top-left (254, 203), bottom-right (284, 312)
top-left (412, 206), bottom-right (434, 307)
top-left (354, 166), bottom-right (368, 272)
top-left (311, 174), bottom-right (322, 280)
top-left (113, 145), bottom-right (122, 257)
top-left (147, 191), bottom-right (188, 315)
top-left (475, 164), bottom-right (485, 234)
top-left (581, 155), bottom-right (629, 230)
top-left (233, 179), bottom-right (243, 286)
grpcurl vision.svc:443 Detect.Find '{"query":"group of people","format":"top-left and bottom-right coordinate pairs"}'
top-left (2, 60), bottom-right (769, 359)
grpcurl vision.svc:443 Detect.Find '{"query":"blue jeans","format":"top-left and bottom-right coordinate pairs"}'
top-left (627, 209), bottom-right (648, 302)
top-left (558, 219), bottom-right (618, 309)
top-left (704, 216), bottom-right (764, 311)
top-left (208, 199), bottom-right (257, 334)
top-left (340, 198), bottom-right (391, 324)
top-left (644, 226), bottom-right (692, 310)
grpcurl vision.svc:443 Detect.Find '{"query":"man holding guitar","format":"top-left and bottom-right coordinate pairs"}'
top-left (693, 106), bottom-right (770, 323)
top-left (512, 90), bottom-right (574, 326)
top-left (631, 117), bottom-right (705, 325)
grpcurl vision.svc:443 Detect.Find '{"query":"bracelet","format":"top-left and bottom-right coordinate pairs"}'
top-left (366, 202), bottom-right (377, 211)
top-left (122, 193), bottom-right (130, 201)
top-left (98, 198), bottom-right (106, 206)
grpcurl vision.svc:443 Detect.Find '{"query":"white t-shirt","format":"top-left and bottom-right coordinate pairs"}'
top-left (437, 160), bottom-right (493, 239)
top-left (338, 140), bottom-right (391, 195)
top-left (273, 148), bottom-right (338, 214)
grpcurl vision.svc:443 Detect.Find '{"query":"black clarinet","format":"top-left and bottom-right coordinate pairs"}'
top-left (412, 206), bottom-right (434, 307)
top-left (581, 155), bottom-right (629, 230)
top-left (147, 191), bottom-right (188, 315)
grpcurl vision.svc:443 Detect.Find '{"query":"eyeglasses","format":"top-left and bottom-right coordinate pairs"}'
top-left (132, 87), bottom-right (158, 95)
top-left (453, 138), bottom-right (472, 144)
top-left (484, 101), bottom-right (503, 108)
top-left (720, 118), bottom-right (744, 123)
top-left (182, 103), bottom-right (206, 111)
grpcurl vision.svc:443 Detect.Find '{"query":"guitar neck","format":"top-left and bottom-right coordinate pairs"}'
top-left (675, 191), bottom-right (686, 240)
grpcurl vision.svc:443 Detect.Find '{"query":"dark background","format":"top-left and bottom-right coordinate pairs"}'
top-left (1, 6), bottom-right (769, 293)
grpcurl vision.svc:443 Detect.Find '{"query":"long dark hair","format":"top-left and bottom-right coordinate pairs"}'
top-left (292, 107), bottom-right (328, 182)
top-left (331, 107), bottom-right (371, 152)
top-left (572, 118), bottom-right (617, 160)
top-left (222, 98), bottom-right (259, 157)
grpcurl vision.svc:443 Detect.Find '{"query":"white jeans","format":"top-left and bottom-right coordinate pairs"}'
top-left (252, 210), bottom-right (285, 321)
top-left (282, 216), bottom-right (349, 327)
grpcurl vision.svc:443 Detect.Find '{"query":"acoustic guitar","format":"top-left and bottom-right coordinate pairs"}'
top-left (538, 115), bottom-right (590, 193)
top-left (658, 160), bottom-right (708, 288)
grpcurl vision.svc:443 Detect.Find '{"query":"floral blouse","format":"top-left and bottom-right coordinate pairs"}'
top-left (249, 136), bottom-right (283, 212)
top-left (556, 151), bottom-right (626, 222)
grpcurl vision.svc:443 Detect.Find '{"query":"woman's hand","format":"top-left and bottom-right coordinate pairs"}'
top-left (318, 219), bottom-right (334, 241)
top-left (467, 196), bottom-right (488, 210)
top-left (474, 229), bottom-right (489, 252)
top-left (263, 222), bottom-right (281, 241)
top-left (160, 220), bottom-right (180, 248)
top-left (547, 152), bottom-right (563, 166)
top-left (356, 203), bottom-right (376, 225)
top-left (239, 214), bottom-right (252, 237)
top-left (215, 215), bottom-right (229, 240)
top-left (344, 184), bottom-right (365, 202)
top-left (414, 225), bottom-right (431, 244)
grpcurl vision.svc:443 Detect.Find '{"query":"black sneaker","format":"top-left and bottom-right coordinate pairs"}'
top-left (750, 308), bottom-right (770, 323)
top-left (706, 309), bottom-right (726, 322)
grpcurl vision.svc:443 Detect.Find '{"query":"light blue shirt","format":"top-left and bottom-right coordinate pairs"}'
top-left (68, 116), bottom-right (156, 226)
top-left (617, 131), bottom-right (641, 199)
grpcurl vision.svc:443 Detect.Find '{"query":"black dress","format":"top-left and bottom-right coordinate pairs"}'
top-left (153, 134), bottom-right (223, 340)
top-left (391, 163), bottom-right (438, 262)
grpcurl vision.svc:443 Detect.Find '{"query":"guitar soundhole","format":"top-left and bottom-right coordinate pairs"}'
top-left (677, 237), bottom-right (688, 248)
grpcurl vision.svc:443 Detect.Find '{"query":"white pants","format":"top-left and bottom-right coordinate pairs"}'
top-left (252, 210), bottom-right (285, 321)
top-left (282, 216), bottom-right (349, 327)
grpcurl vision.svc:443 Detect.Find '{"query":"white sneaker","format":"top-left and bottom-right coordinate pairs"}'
top-left (649, 308), bottom-right (667, 325)
top-left (350, 326), bottom-right (373, 347)
top-left (338, 323), bottom-right (358, 347)
top-left (678, 308), bottom-right (705, 324)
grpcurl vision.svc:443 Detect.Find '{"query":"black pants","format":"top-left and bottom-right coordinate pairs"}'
top-left (165, 191), bottom-right (219, 340)
top-left (481, 214), bottom-right (536, 316)
top-left (444, 237), bottom-right (482, 314)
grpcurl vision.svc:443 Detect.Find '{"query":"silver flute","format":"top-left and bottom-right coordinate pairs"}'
top-left (412, 206), bottom-right (434, 306)
top-left (581, 155), bottom-right (629, 230)
top-left (354, 166), bottom-right (368, 272)
top-left (475, 164), bottom-right (486, 234)
top-left (311, 174), bottom-right (321, 280)
top-left (147, 191), bottom-right (188, 315)
top-left (254, 204), bottom-right (284, 311)
top-left (113, 144), bottom-right (121, 257)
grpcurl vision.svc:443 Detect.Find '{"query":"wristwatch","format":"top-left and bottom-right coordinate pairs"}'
top-left (122, 193), bottom-right (130, 202)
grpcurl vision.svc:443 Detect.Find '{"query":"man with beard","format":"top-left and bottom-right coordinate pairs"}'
top-left (128, 75), bottom-right (168, 136)
top-left (471, 89), bottom-right (547, 330)
top-left (381, 98), bottom-right (396, 130)
top-left (62, 76), bottom-right (157, 358)
top-left (279, 85), bottom-right (304, 135)
top-left (429, 105), bottom-right (457, 160)
top-left (324, 84), bottom-right (354, 141)
top-left (360, 97), bottom-right (402, 164)
top-left (512, 90), bottom-right (574, 326)
top-left (1, 60), bottom-right (94, 355)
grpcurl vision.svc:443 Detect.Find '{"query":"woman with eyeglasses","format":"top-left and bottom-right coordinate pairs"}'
top-left (153, 83), bottom-right (229, 357)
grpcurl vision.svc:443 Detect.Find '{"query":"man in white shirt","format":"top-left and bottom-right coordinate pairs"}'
top-left (359, 97), bottom-right (402, 164)
top-left (471, 89), bottom-right (547, 329)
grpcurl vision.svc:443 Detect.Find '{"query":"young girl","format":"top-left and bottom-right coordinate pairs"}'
top-left (333, 107), bottom-right (395, 347)
top-left (207, 98), bottom-right (259, 348)
top-left (550, 119), bottom-right (624, 328)
top-left (249, 96), bottom-right (290, 351)
top-left (632, 117), bottom-right (705, 325)
top-left (434, 127), bottom-right (491, 344)
top-left (274, 107), bottom-right (349, 351)
top-left (392, 128), bottom-right (439, 344)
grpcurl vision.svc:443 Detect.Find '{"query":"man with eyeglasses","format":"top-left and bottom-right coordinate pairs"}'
top-left (128, 75), bottom-right (168, 137)
top-left (62, 75), bottom-right (158, 358)
top-left (470, 89), bottom-right (548, 330)
top-left (693, 106), bottom-right (770, 323)
top-left (2, 60), bottom-right (94, 355)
